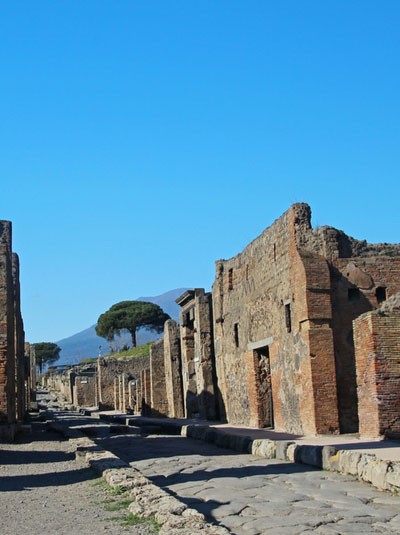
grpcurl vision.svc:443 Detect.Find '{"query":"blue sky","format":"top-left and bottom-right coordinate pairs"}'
top-left (1, 1), bottom-right (399, 343)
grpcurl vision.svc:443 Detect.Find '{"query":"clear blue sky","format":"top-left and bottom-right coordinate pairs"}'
top-left (1, 1), bottom-right (399, 343)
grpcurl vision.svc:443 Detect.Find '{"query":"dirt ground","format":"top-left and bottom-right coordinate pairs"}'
top-left (0, 424), bottom-right (155, 535)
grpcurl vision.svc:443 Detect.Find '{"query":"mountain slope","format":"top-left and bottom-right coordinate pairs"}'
top-left (56, 287), bottom-right (188, 365)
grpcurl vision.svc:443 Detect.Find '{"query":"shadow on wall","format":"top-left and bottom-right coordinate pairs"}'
top-left (185, 388), bottom-right (227, 423)
top-left (330, 265), bottom-right (376, 434)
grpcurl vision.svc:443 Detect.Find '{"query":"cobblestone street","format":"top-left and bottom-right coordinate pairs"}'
top-left (98, 431), bottom-right (400, 535)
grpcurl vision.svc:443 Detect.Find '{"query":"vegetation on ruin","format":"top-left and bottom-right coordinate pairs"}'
top-left (92, 478), bottom-right (160, 532)
top-left (33, 342), bottom-right (61, 374)
top-left (96, 300), bottom-right (170, 347)
top-left (79, 341), bottom-right (154, 364)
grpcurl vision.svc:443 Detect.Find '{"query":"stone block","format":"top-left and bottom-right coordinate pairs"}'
top-left (286, 443), bottom-right (298, 462)
top-left (338, 449), bottom-right (361, 476)
top-left (294, 445), bottom-right (323, 468)
top-left (370, 459), bottom-right (390, 491)
top-left (357, 453), bottom-right (377, 483)
top-left (322, 445), bottom-right (338, 470)
top-left (385, 462), bottom-right (400, 493)
top-left (251, 439), bottom-right (276, 458)
top-left (276, 440), bottom-right (295, 460)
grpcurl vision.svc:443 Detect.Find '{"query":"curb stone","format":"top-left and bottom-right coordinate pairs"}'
top-left (183, 427), bottom-right (400, 496)
top-left (51, 414), bottom-right (230, 534)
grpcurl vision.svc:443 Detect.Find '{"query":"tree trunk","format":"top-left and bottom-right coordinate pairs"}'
top-left (130, 329), bottom-right (137, 348)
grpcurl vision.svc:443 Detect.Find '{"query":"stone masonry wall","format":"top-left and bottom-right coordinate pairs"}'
top-left (212, 204), bottom-right (340, 434)
top-left (163, 319), bottom-right (184, 418)
top-left (98, 356), bottom-right (149, 410)
top-left (0, 221), bottom-right (16, 426)
top-left (150, 339), bottom-right (168, 417)
top-left (354, 294), bottom-right (400, 438)
top-left (13, 253), bottom-right (25, 421)
top-left (73, 373), bottom-right (97, 408)
top-left (177, 289), bottom-right (220, 420)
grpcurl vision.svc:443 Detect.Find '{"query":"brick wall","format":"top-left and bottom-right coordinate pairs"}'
top-left (354, 298), bottom-right (400, 438)
top-left (212, 204), bottom-right (340, 434)
top-left (0, 221), bottom-right (16, 425)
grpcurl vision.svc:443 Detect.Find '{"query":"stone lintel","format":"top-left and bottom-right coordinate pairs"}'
top-left (247, 337), bottom-right (273, 351)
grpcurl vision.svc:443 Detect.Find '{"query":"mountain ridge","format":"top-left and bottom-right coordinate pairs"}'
top-left (55, 288), bottom-right (188, 365)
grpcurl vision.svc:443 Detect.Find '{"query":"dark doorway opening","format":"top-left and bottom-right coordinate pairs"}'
top-left (254, 346), bottom-right (274, 428)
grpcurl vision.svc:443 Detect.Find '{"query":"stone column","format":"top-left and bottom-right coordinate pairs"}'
top-left (163, 319), bottom-right (184, 418)
top-left (0, 221), bottom-right (16, 429)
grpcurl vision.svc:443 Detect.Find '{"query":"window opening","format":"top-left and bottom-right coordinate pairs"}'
top-left (285, 303), bottom-right (292, 333)
top-left (228, 268), bottom-right (234, 291)
top-left (376, 286), bottom-right (387, 304)
top-left (234, 323), bottom-right (239, 347)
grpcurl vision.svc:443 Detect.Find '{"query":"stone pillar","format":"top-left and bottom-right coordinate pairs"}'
top-left (176, 289), bottom-right (219, 420)
top-left (193, 290), bottom-right (218, 420)
top-left (163, 319), bottom-right (184, 418)
top-left (150, 339), bottom-right (168, 417)
top-left (13, 254), bottom-right (25, 421)
top-left (0, 221), bottom-right (16, 430)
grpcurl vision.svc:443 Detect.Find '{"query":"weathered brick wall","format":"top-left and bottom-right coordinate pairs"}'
top-left (330, 257), bottom-right (400, 432)
top-left (0, 221), bottom-right (16, 425)
top-left (212, 204), bottom-right (340, 434)
top-left (163, 319), bottom-right (184, 418)
top-left (354, 295), bottom-right (400, 438)
top-left (150, 339), bottom-right (168, 417)
top-left (300, 223), bottom-right (400, 432)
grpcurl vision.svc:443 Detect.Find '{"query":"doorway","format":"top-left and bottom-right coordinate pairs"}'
top-left (254, 346), bottom-right (274, 428)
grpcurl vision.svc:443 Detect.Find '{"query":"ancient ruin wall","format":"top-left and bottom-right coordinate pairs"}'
top-left (98, 356), bottom-right (149, 410)
top-left (212, 203), bottom-right (339, 434)
top-left (177, 289), bottom-right (220, 420)
top-left (13, 253), bottom-right (26, 421)
top-left (0, 221), bottom-right (16, 425)
top-left (150, 339), bottom-right (168, 417)
top-left (299, 219), bottom-right (400, 432)
top-left (163, 319), bottom-right (184, 418)
top-left (354, 294), bottom-right (400, 438)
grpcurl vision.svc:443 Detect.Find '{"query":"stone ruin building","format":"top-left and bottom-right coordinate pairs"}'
top-left (49, 203), bottom-right (400, 439)
top-left (0, 220), bottom-right (34, 439)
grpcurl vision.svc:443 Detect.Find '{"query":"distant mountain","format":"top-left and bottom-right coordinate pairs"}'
top-left (56, 288), bottom-right (188, 366)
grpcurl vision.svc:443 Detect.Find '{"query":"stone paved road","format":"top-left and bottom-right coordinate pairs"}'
top-left (97, 433), bottom-right (400, 535)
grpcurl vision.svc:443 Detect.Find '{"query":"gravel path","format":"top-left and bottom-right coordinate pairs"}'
top-left (0, 424), bottom-right (155, 535)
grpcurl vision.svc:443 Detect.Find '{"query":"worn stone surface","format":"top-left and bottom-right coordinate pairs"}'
top-left (163, 319), bottom-right (184, 418)
top-left (177, 289), bottom-right (219, 420)
top-left (96, 430), bottom-right (400, 535)
top-left (150, 339), bottom-right (168, 417)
